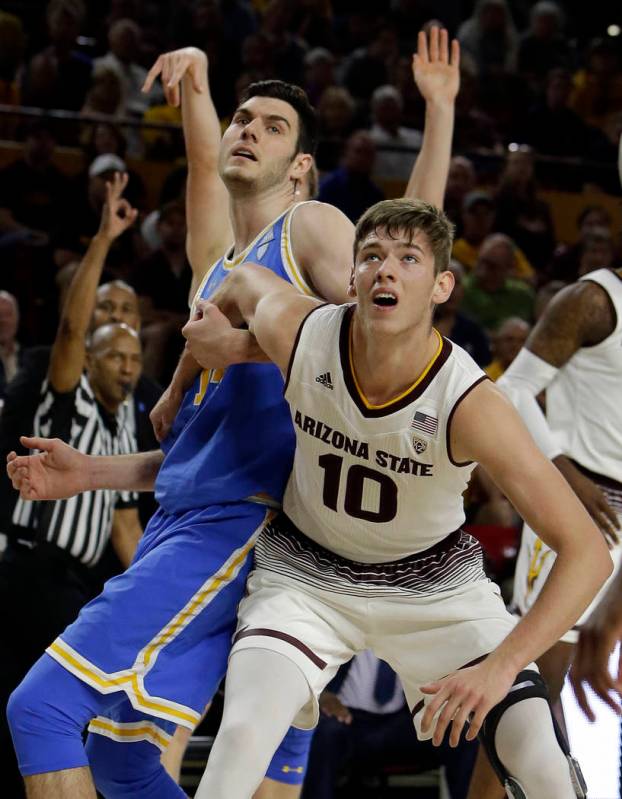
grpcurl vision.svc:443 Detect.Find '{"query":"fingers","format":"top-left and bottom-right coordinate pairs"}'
top-left (20, 435), bottom-right (55, 451)
top-left (429, 25), bottom-right (439, 62)
top-left (569, 674), bottom-right (595, 722)
top-left (142, 55), bottom-right (163, 93)
top-left (417, 29), bottom-right (428, 64)
top-left (451, 37), bottom-right (460, 69)
top-left (439, 27), bottom-right (448, 64)
top-left (431, 690), bottom-right (464, 746)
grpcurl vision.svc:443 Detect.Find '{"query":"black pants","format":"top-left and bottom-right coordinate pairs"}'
top-left (0, 542), bottom-right (94, 798)
top-left (301, 705), bottom-right (478, 799)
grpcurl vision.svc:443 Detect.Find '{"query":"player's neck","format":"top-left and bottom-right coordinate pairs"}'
top-left (229, 183), bottom-right (297, 256)
top-left (350, 315), bottom-right (439, 406)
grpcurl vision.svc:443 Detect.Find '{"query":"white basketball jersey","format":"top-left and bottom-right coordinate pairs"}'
top-left (283, 304), bottom-right (487, 563)
top-left (547, 268), bottom-right (622, 483)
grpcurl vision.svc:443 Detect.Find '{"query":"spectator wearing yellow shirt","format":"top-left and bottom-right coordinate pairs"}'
top-left (485, 316), bottom-right (531, 380)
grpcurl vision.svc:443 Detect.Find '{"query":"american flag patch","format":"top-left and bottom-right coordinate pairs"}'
top-left (411, 411), bottom-right (438, 436)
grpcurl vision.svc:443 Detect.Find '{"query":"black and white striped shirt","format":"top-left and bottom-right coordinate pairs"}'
top-left (12, 373), bottom-right (138, 567)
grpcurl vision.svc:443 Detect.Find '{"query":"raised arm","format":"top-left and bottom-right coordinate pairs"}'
top-left (143, 47), bottom-right (231, 298)
top-left (48, 173), bottom-right (138, 393)
top-left (420, 379), bottom-right (612, 746)
top-left (183, 264), bottom-right (321, 374)
top-left (498, 280), bottom-right (620, 539)
top-left (405, 27), bottom-right (460, 207)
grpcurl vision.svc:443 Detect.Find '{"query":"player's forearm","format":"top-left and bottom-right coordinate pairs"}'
top-left (210, 265), bottom-right (276, 329)
top-left (181, 65), bottom-right (220, 170)
top-left (223, 330), bottom-right (270, 364)
top-left (404, 100), bottom-right (454, 208)
top-left (87, 450), bottom-right (164, 493)
top-left (169, 346), bottom-right (202, 396)
top-left (488, 531), bottom-right (612, 675)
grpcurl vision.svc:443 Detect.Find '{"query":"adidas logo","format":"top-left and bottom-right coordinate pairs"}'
top-left (315, 371), bottom-right (334, 390)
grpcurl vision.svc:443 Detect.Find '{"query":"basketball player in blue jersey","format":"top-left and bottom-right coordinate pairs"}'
top-left (6, 31), bottom-right (460, 799)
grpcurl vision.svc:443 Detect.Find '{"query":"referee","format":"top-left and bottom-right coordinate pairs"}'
top-left (0, 173), bottom-right (144, 798)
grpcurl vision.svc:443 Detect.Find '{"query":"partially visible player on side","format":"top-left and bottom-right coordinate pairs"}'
top-left (177, 197), bottom-right (609, 799)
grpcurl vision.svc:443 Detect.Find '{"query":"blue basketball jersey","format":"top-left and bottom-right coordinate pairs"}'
top-left (156, 203), bottom-right (317, 514)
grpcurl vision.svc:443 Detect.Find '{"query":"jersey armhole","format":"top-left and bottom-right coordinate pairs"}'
top-left (283, 304), bottom-right (329, 397)
top-left (445, 375), bottom-right (490, 467)
top-left (282, 201), bottom-right (322, 298)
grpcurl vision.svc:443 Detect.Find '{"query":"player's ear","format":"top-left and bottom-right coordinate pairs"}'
top-left (347, 266), bottom-right (357, 298)
top-left (291, 153), bottom-right (312, 181)
top-left (432, 268), bottom-right (454, 306)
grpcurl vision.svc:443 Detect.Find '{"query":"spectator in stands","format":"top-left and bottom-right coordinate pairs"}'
top-left (21, 0), bottom-right (92, 113)
top-left (303, 47), bottom-right (336, 105)
top-left (457, 0), bottom-right (518, 76)
top-left (260, 0), bottom-right (308, 87)
top-left (317, 130), bottom-right (385, 223)
top-left (577, 227), bottom-right (617, 277)
top-left (494, 144), bottom-right (555, 271)
top-left (81, 66), bottom-right (123, 117)
top-left (131, 201), bottom-right (191, 383)
top-left (453, 191), bottom-right (535, 282)
top-left (520, 68), bottom-right (592, 169)
top-left (444, 155), bottom-right (476, 231)
top-left (485, 316), bottom-right (531, 380)
top-left (462, 233), bottom-right (535, 331)
top-left (302, 650), bottom-right (477, 799)
top-left (0, 291), bottom-right (23, 401)
top-left (315, 86), bottom-right (357, 171)
top-left (94, 18), bottom-right (163, 119)
top-left (434, 261), bottom-right (491, 367)
top-left (291, 0), bottom-right (336, 50)
top-left (534, 278), bottom-right (565, 320)
top-left (548, 204), bottom-right (614, 282)
top-left (516, 2), bottom-right (572, 88)
top-left (0, 172), bottom-right (145, 799)
top-left (570, 37), bottom-right (622, 143)
top-left (369, 85), bottom-right (422, 182)
top-left (0, 121), bottom-right (70, 246)
top-left (453, 57), bottom-right (503, 153)
top-left (342, 25), bottom-right (400, 101)
top-left (81, 122), bottom-right (128, 164)
top-left (0, 11), bottom-right (25, 133)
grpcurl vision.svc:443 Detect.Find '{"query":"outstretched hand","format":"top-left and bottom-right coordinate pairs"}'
top-left (98, 171), bottom-right (138, 242)
top-left (570, 586), bottom-right (622, 721)
top-left (419, 658), bottom-right (516, 748)
top-left (412, 27), bottom-right (460, 107)
top-left (143, 47), bottom-right (208, 107)
top-left (6, 436), bottom-right (89, 501)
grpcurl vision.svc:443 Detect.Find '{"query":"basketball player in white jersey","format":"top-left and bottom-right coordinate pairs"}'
top-left (176, 197), bottom-right (609, 798)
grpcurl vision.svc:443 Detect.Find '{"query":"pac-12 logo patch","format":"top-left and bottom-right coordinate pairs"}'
top-left (412, 436), bottom-right (427, 454)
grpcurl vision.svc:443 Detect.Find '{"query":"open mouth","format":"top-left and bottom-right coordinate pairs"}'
top-left (232, 148), bottom-right (257, 161)
top-left (372, 291), bottom-right (398, 308)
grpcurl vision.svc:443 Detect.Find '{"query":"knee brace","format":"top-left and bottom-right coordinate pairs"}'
top-left (478, 669), bottom-right (587, 799)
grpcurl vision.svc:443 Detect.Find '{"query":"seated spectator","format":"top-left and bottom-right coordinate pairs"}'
top-left (457, 0), bottom-right (518, 77)
top-left (260, 0), bottom-right (308, 87)
top-left (577, 227), bottom-right (617, 277)
top-left (444, 156), bottom-right (476, 231)
top-left (534, 278), bottom-right (566, 321)
top-left (435, 261), bottom-right (491, 367)
top-left (81, 122), bottom-right (128, 164)
top-left (485, 316), bottom-right (531, 380)
top-left (548, 204), bottom-right (614, 282)
top-left (94, 18), bottom-right (163, 119)
top-left (516, 2), bottom-right (572, 88)
top-left (317, 131), bottom-right (385, 224)
top-left (453, 191), bottom-right (535, 282)
top-left (453, 59), bottom-right (503, 153)
top-left (0, 121), bottom-right (70, 246)
top-left (21, 0), bottom-right (92, 114)
top-left (130, 201), bottom-right (192, 383)
top-left (494, 144), bottom-right (555, 271)
top-left (570, 37), bottom-right (622, 143)
top-left (0, 291), bottom-right (24, 401)
top-left (302, 650), bottom-right (477, 799)
top-left (341, 25), bottom-right (400, 101)
top-left (81, 66), bottom-right (123, 117)
top-left (315, 86), bottom-right (357, 171)
top-left (462, 233), bottom-right (535, 331)
top-left (369, 85), bottom-right (422, 182)
top-left (520, 68), bottom-right (592, 178)
top-left (303, 47), bottom-right (337, 106)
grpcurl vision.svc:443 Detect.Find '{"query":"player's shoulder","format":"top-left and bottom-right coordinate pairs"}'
top-left (555, 276), bottom-right (612, 311)
top-left (290, 200), bottom-right (354, 241)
